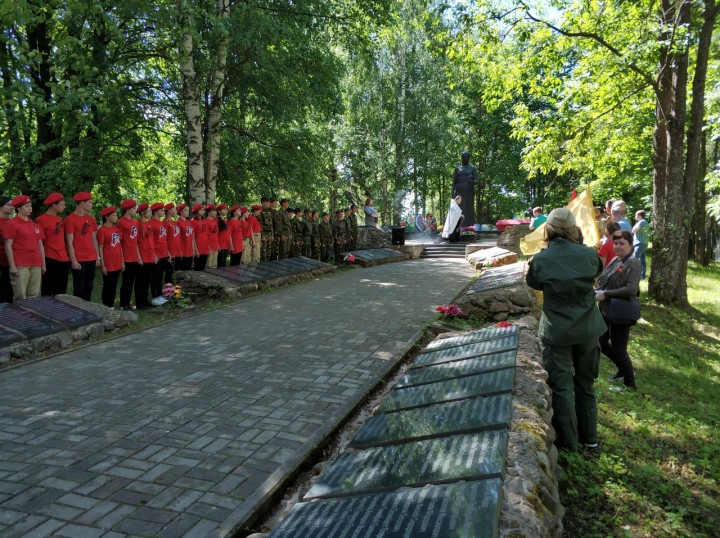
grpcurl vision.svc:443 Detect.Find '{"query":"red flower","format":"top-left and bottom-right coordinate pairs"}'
top-left (496, 321), bottom-right (513, 328)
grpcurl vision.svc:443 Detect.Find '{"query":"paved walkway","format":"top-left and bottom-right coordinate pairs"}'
top-left (0, 258), bottom-right (475, 537)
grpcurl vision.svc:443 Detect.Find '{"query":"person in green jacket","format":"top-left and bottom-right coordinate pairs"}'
top-left (526, 207), bottom-right (606, 452)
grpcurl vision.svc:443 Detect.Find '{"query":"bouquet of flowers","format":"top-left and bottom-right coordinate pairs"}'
top-left (435, 304), bottom-right (463, 318)
top-left (483, 257), bottom-right (499, 267)
top-left (343, 254), bottom-right (356, 263)
top-left (162, 283), bottom-right (193, 308)
top-left (496, 321), bottom-right (513, 328)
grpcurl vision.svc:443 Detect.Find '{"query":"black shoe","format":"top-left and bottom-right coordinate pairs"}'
top-left (609, 371), bottom-right (623, 381)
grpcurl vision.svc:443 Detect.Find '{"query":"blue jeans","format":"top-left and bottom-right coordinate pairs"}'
top-left (633, 243), bottom-right (647, 279)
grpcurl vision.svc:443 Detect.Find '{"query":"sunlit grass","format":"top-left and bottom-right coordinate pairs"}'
top-left (561, 260), bottom-right (720, 538)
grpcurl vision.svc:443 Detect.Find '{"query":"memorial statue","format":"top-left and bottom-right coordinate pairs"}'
top-left (452, 151), bottom-right (479, 227)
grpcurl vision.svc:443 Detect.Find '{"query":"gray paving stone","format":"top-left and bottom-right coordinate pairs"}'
top-left (0, 259), bottom-right (475, 536)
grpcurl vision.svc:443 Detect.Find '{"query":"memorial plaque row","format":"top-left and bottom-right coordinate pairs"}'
top-left (414, 336), bottom-right (519, 369)
top-left (377, 368), bottom-right (515, 413)
top-left (304, 430), bottom-right (508, 500)
top-left (466, 263), bottom-right (527, 294)
top-left (349, 393), bottom-right (512, 449)
top-left (398, 350), bottom-right (517, 389)
top-left (349, 248), bottom-right (406, 262)
top-left (425, 324), bottom-right (519, 352)
top-left (271, 479), bottom-right (503, 538)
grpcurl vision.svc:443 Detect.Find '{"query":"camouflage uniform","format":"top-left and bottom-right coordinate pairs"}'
top-left (277, 207), bottom-right (292, 259)
top-left (343, 211), bottom-right (353, 252)
top-left (301, 213), bottom-right (313, 258)
top-left (292, 212), bottom-right (303, 257)
top-left (271, 206), bottom-right (283, 260)
top-left (332, 213), bottom-right (346, 263)
top-left (318, 216), bottom-right (333, 263)
top-left (348, 210), bottom-right (358, 250)
top-left (260, 206), bottom-right (274, 262)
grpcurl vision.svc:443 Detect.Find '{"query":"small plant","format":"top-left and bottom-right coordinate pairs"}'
top-left (434, 304), bottom-right (463, 318)
top-left (162, 282), bottom-right (194, 308)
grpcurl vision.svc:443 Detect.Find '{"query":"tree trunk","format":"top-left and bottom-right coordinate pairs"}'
top-left (0, 41), bottom-right (28, 188)
top-left (648, 0), bottom-right (691, 307)
top-left (178, 0), bottom-right (205, 204)
top-left (203, 0), bottom-right (230, 204)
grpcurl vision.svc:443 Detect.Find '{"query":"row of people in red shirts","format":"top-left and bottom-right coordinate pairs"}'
top-left (0, 193), bottom-right (262, 309)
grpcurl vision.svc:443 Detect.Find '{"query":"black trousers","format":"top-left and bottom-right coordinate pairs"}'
top-left (217, 249), bottom-right (229, 268)
top-left (180, 256), bottom-right (193, 271)
top-left (193, 254), bottom-right (208, 271)
top-left (101, 270), bottom-right (121, 307)
top-left (229, 252), bottom-right (242, 266)
top-left (42, 257), bottom-right (70, 296)
top-left (600, 317), bottom-right (635, 387)
top-left (71, 261), bottom-right (96, 301)
top-left (0, 266), bottom-right (13, 303)
top-left (120, 261), bottom-right (138, 308)
top-left (134, 262), bottom-right (154, 308)
top-left (164, 258), bottom-right (174, 285)
top-left (151, 258), bottom-right (167, 299)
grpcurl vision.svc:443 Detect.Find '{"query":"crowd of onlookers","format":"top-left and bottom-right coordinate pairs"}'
top-left (1, 193), bottom-right (362, 310)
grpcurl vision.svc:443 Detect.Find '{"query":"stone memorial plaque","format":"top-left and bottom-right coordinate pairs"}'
top-left (206, 268), bottom-right (256, 283)
top-left (466, 262), bottom-right (526, 294)
top-left (18, 296), bottom-right (101, 329)
top-left (0, 303), bottom-right (63, 339)
top-left (270, 479), bottom-right (502, 538)
top-left (0, 326), bottom-right (22, 347)
top-left (377, 369), bottom-right (515, 413)
top-left (426, 325), bottom-right (519, 352)
top-left (349, 393), bottom-right (512, 449)
top-left (413, 336), bottom-right (518, 369)
top-left (351, 248), bottom-right (406, 262)
top-left (397, 351), bottom-right (516, 388)
top-left (304, 430), bottom-right (508, 500)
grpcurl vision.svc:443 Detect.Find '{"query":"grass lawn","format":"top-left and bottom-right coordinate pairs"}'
top-left (561, 260), bottom-right (720, 537)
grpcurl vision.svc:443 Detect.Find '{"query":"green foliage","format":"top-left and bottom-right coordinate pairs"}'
top-left (561, 260), bottom-right (720, 537)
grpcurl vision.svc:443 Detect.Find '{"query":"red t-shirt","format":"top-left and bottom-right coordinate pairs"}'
top-left (177, 219), bottom-right (194, 257)
top-left (150, 219), bottom-right (169, 258)
top-left (35, 214), bottom-right (69, 262)
top-left (193, 218), bottom-right (209, 255)
top-left (117, 215), bottom-right (140, 263)
top-left (64, 212), bottom-right (98, 262)
top-left (598, 240), bottom-right (616, 268)
top-left (137, 220), bottom-right (156, 263)
top-left (0, 218), bottom-right (10, 266)
top-left (218, 218), bottom-right (230, 250)
top-left (241, 219), bottom-right (252, 239)
top-left (229, 219), bottom-right (243, 254)
top-left (164, 218), bottom-right (183, 258)
top-left (97, 225), bottom-right (123, 272)
top-left (248, 215), bottom-right (261, 234)
top-left (207, 219), bottom-right (219, 251)
top-left (3, 217), bottom-right (45, 267)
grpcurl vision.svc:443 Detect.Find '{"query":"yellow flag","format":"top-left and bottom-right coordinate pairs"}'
top-left (519, 185), bottom-right (599, 256)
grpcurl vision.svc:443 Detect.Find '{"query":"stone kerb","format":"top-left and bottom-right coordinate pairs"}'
top-left (467, 246), bottom-right (518, 270)
top-left (357, 226), bottom-right (390, 249)
top-left (387, 243), bottom-right (424, 259)
top-left (456, 262), bottom-right (536, 321)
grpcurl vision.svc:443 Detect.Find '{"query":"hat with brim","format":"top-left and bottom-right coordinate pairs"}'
top-left (73, 192), bottom-right (92, 203)
top-left (44, 192), bottom-right (64, 206)
top-left (546, 208), bottom-right (576, 229)
top-left (99, 206), bottom-right (116, 217)
top-left (251, 204), bottom-right (262, 211)
top-left (11, 195), bottom-right (31, 208)
top-left (240, 206), bottom-right (248, 214)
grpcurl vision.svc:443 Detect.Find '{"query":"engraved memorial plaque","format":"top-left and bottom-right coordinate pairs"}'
top-left (426, 325), bottom-right (519, 352)
top-left (18, 296), bottom-right (101, 329)
top-left (304, 430), bottom-right (508, 500)
top-left (0, 326), bottom-right (22, 347)
top-left (0, 303), bottom-right (63, 339)
top-left (270, 479), bottom-right (502, 538)
top-left (397, 351), bottom-right (516, 388)
top-left (377, 369), bottom-right (515, 413)
top-left (413, 336), bottom-right (518, 369)
top-left (349, 393), bottom-right (512, 449)
top-left (466, 262), bottom-right (526, 294)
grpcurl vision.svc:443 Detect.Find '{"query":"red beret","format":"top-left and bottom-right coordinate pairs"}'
top-left (240, 206), bottom-right (248, 214)
top-left (252, 204), bottom-right (262, 211)
top-left (191, 203), bottom-right (203, 213)
top-left (120, 199), bottom-right (136, 211)
top-left (150, 202), bottom-right (165, 212)
top-left (205, 203), bottom-right (216, 211)
top-left (44, 192), bottom-right (64, 206)
top-left (11, 195), bottom-right (31, 208)
top-left (177, 203), bottom-right (187, 211)
top-left (216, 203), bottom-right (227, 211)
top-left (229, 205), bottom-right (240, 213)
top-left (137, 202), bottom-right (150, 213)
top-left (99, 206), bottom-right (116, 217)
top-left (164, 202), bottom-right (175, 211)
top-left (73, 191), bottom-right (92, 203)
